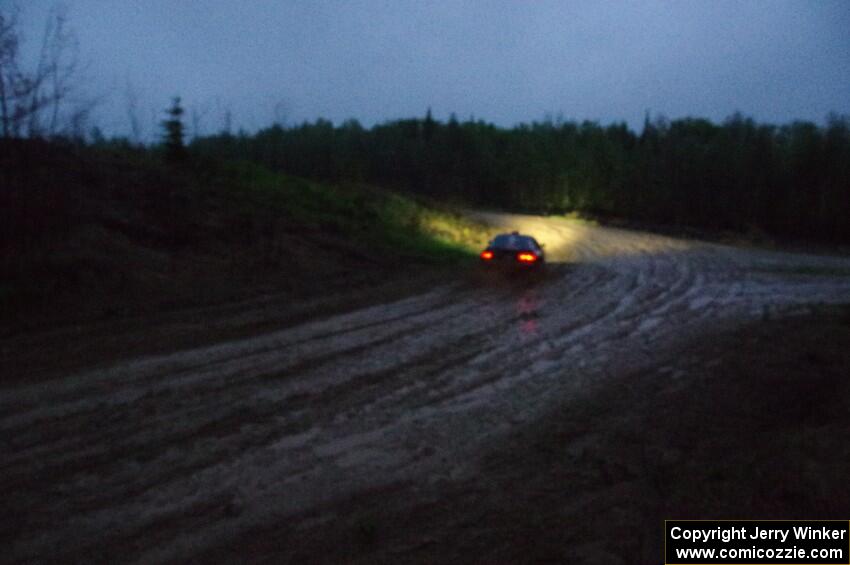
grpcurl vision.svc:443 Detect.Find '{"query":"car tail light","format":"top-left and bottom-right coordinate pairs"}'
top-left (517, 252), bottom-right (537, 263)
top-left (480, 250), bottom-right (494, 260)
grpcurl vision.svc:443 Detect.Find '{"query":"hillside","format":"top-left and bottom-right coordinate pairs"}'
top-left (0, 139), bottom-right (490, 336)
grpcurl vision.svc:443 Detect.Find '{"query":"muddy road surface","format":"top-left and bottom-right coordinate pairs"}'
top-left (3, 213), bottom-right (850, 563)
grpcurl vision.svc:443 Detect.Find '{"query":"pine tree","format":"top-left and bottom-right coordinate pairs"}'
top-left (162, 96), bottom-right (186, 162)
top-left (423, 107), bottom-right (435, 141)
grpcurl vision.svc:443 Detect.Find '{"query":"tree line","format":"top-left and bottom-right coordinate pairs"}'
top-left (4, 5), bottom-right (848, 244)
top-left (190, 111), bottom-right (850, 243)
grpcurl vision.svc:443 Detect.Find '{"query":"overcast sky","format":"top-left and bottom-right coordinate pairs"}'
top-left (15, 0), bottom-right (850, 139)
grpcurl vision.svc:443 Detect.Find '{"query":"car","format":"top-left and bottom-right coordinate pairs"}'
top-left (480, 231), bottom-right (545, 268)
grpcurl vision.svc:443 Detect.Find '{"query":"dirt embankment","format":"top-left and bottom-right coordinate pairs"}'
top-left (0, 140), bottom-right (487, 340)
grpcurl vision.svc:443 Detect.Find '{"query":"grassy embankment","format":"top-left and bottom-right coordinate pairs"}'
top-left (0, 140), bottom-right (492, 332)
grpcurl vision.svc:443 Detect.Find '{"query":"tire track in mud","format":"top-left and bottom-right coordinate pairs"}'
top-left (4, 213), bottom-right (850, 564)
top-left (0, 288), bottom-right (464, 414)
top-left (3, 292), bottom-right (527, 506)
top-left (3, 283), bottom-right (536, 440)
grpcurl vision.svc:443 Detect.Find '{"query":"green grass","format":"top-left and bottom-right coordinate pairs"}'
top-left (560, 210), bottom-right (599, 225)
top-left (199, 160), bottom-right (493, 263)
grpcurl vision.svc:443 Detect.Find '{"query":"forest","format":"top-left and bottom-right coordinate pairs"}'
top-left (190, 111), bottom-right (850, 243)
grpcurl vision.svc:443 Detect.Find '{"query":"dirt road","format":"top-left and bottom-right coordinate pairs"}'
top-left (3, 213), bottom-right (850, 563)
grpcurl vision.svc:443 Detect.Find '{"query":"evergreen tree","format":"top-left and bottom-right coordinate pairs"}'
top-left (423, 107), bottom-right (435, 141)
top-left (162, 96), bottom-right (186, 162)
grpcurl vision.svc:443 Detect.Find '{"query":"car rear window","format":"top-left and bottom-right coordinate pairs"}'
top-left (493, 234), bottom-right (535, 250)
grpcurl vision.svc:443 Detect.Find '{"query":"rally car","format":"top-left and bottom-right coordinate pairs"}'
top-left (479, 232), bottom-right (545, 268)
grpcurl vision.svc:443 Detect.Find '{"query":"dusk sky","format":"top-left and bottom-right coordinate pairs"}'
top-left (15, 0), bottom-right (850, 139)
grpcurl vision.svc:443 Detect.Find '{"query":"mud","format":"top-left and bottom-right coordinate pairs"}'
top-left (3, 213), bottom-right (850, 563)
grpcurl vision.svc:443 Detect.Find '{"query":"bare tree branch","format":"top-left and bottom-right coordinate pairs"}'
top-left (0, 5), bottom-right (21, 138)
top-left (0, 2), bottom-right (88, 139)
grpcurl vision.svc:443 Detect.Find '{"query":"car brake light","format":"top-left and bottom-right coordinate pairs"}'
top-left (480, 250), bottom-right (494, 260)
top-left (517, 252), bottom-right (537, 263)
